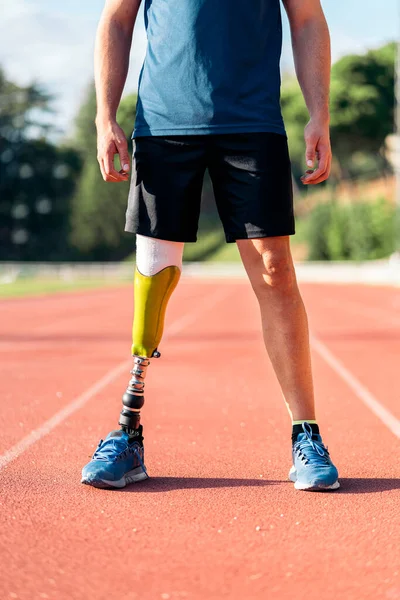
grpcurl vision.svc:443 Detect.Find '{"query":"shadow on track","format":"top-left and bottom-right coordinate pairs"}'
top-left (118, 477), bottom-right (285, 493)
top-left (337, 478), bottom-right (400, 493)
top-left (112, 477), bottom-right (400, 494)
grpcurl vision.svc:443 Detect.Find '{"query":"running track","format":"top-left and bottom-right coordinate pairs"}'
top-left (0, 279), bottom-right (399, 600)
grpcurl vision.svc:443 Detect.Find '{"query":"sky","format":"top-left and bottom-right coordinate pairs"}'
top-left (0, 0), bottom-right (398, 136)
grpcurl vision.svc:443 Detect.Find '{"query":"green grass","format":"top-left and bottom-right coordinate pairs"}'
top-left (293, 216), bottom-right (308, 244)
top-left (207, 242), bottom-right (241, 261)
top-left (0, 278), bottom-right (129, 299)
top-left (183, 229), bottom-right (226, 261)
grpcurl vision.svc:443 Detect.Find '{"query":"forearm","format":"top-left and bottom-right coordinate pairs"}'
top-left (94, 1), bottom-right (141, 182)
top-left (94, 9), bottom-right (137, 123)
top-left (290, 13), bottom-right (331, 122)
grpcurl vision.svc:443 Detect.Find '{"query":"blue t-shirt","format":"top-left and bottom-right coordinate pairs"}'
top-left (134, 0), bottom-right (285, 137)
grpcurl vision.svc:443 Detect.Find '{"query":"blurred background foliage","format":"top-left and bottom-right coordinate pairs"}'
top-left (0, 42), bottom-right (397, 262)
top-left (0, 69), bottom-right (81, 260)
top-left (306, 199), bottom-right (395, 261)
top-left (282, 43), bottom-right (396, 182)
top-left (70, 86), bottom-right (136, 260)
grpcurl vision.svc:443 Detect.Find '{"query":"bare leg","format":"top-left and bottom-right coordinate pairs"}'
top-left (237, 236), bottom-right (315, 421)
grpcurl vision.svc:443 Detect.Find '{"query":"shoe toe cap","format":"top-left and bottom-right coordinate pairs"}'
top-left (309, 466), bottom-right (339, 487)
top-left (297, 464), bottom-right (339, 487)
top-left (81, 461), bottom-right (115, 483)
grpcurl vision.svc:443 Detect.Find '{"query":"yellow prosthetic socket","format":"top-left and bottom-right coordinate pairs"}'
top-left (120, 265), bottom-right (181, 432)
top-left (131, 266), bottom-right (181, 358)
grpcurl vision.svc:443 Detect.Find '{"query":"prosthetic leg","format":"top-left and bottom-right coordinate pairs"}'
top-left (81, 235), bottom-right (184, 488)
top-left (119, 235), bottom-right (184, 434)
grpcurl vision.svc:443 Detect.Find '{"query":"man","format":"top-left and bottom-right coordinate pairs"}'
top-left (82, 0), bottom-right (339, 491)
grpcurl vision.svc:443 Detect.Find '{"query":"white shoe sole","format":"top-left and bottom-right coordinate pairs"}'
top-left (82, 466), bottom-right (149, 489)
top-left (289, 466), bottom-right (340, 491)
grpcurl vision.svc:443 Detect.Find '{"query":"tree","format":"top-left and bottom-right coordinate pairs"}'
top-left (330, 43), bottom-right (395, 177)
top-left (281, 42), bottom-right (396, 183)
top-left (0, 68), bottom-right (81, 260)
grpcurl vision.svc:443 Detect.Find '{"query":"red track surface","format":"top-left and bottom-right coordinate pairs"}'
top-left (0, 280), bottom-right (399, 600)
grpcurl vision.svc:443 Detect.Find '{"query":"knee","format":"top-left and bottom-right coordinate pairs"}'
top-left (252, 250), bottom-right (297, 297)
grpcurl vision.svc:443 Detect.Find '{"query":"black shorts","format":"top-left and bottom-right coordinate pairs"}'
top-left (125, 132), bottom-right (294, 243)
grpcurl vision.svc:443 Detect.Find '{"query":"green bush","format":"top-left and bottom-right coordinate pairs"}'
top-left (306, 198), bottom-right (395, 260)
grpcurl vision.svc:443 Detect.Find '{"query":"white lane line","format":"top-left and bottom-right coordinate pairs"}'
top-left (0, 287), bottom-right (229, 471)
top-left (322, 297), bottom-right (400, 328)
top-left (311, 335), bottom-right (400, 439)
top-left (0, 360), bottom-right (132, 471)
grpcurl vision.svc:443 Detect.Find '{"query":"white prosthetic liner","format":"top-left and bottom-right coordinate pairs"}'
top-left (136, 234), bottom-right (184, 276)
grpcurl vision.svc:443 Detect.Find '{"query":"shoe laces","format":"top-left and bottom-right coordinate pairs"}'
top-left (93, 437), bottom-right (129, 461)
top-left (93, 437), bottom-right (148, 477)
top-left (131, 444), bottom-right (148, 477)
top-left (293, 422), bottom-right (331, 466)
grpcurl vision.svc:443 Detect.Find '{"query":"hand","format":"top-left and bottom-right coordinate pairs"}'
top-left (96, 119), bottom-right (130, 182)
top-left (301, 118), bottom-right (331, 185)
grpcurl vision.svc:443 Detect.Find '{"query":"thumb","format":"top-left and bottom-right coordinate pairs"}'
top-left (116, 138), bottom-right (130, 173)
top-left (305, 139), bottom-right (317, 169)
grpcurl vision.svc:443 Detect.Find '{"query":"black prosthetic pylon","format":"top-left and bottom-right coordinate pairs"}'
top-left (119, 356), bottom-right (150, 432)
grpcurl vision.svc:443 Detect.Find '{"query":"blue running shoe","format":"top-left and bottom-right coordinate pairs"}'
top-left (81, 426), bottom-right (148, 489)
top-left (289, 422), bottom-right (340, 491)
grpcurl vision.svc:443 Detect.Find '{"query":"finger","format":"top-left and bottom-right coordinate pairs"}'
top-left (98, 144), bottom-right (128, 181)
top-left (306, 157), bottom-right (332, 185)
top-left (304, 174), bottom-right (328, 185)
top-left (104, 150), bottom-right (125, 182)
top-left (301, 167), bottom-right (328, 184)
top-left (115, 137), bottom-right (130, 175)
top-left (302, 157), bottom-right (331, 185)
top-left (301, 165), bottom-right (328, 184)
top-left (305, 136), bottom-right (317, 169)
top-left (100, 158), bottom-right (119, 182)
top-left (98, 158), bottom-right (108, 182)
top-left (325, 154), bottom-right (332, 179)
top-left (118, 170), bottom-right (129, 181)
top-left (301, 164), bottom-right (327, 183)
top-left (302, 147), bottom-right (330, 183)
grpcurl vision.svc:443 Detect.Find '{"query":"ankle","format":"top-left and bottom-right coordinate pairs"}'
top-left (292, 420), bottom-right (319, 444)
top-left (121, 424), bottom-right (144, 444)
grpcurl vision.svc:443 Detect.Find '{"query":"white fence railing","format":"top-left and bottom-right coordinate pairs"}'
top-left (1, 258), bottom-right (400, 286)
top-left (0, 262), bottom-right (134, 283)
